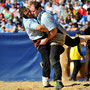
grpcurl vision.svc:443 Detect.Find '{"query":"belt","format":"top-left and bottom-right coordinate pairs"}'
top-left (32, 39), bottom-right (41, 49)
top-left (32, 39), bottom-right (41, 43)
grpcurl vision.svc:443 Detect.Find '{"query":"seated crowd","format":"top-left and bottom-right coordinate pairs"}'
top-left (0, 0), bottom-right (90, 33)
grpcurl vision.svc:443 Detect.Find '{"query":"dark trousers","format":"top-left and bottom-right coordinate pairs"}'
top-left (71, 60), bottom-right (81, 79)
top-left (85, 47), bottom-right (90, 79)
top-left (38, 43), bottom-right (64, 80)
top-left (38, 43), bottom-right (51, 78)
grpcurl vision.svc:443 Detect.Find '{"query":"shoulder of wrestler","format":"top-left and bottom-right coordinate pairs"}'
top-left (41, 11), bottom-right (52, 19)
top-left (23, 18), bottom-right (35, 28)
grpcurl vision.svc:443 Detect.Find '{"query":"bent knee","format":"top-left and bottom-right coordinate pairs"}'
top-left (50, 59), bottom-right (59, 66)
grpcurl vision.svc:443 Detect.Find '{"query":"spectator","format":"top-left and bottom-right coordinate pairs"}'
top-left (80, 0), bottom-right (86, 4)
top-left (2, 6), bottom-right (6, 14)
top-left (1, 18), bottom-right (7, 26)
top-left (75, 12), bottom-right (86, 28)
top-left (52, 2), bottom-right (60, 14)
top-left (4, 7), bottom-right (11, 19)
top-left (71, 0), bottom-right (79, 5)
top-left (59, 4), bottom-right (66, 18)
top-left (70, 13), bottom-right (77, 23)
top-left (0, 2), bottom-right (3, 13)
top-left (87, 8), bottom-right (90, 22)
top-left (27, 0), bottom-right (33, 8)
top-left (1, 25), bottom-right (6, 33)
top-left (83, 1), bottom-right (90, 10)
top-left (13, 0), bottom-right (19, 8)
top-left (12, 7), bottom-right (20, 17)
top-left (0, 13), bottom-right (5, 20)
top-left (23, 0), bottom-right (29, 8)
top-left (66, 23), bottom-right (79, 31)
top-left (17, 23), bottom-right (25, 33)
top-left (5, 0), bottom-right (11, 8)
top-left (63, 7), bottom-right (69, 20)
top-left (58, 18), bottom-right (68, 29)
top-left (5, 19), bottom-right (16, 33)
top-left (68, 4), bottom-right (76, 15)
top-left (84, 21), bottom-right (90, 81)
top-left (59, 0), bottom-right (65, 5)
top-left (73, 2), bottom-right (80, 13)
top-left (10, 0), bottom-right (15, 4)
top-left (66, 0), bottom-right (78, 5)
top-left (65, 14), bottom-right (72, 26)
top-left (45, 2), bottom-right (53, 13)
top-left (80, 21), bottom-right (90, 31)
top-left (9, 4), bottom-right (15, 13)
top-left (65, 0), bottom-right (71, 8)
top-left (51, 0), bottom-right (57, 8)
top-left (9, 13), bottom-right (14, 21)
top-left (69, 31), bottom-right (85, 81)
top-left (13, 16), bottom-right (22, 26)
top-left (78, 3), bottom-right (87, 16)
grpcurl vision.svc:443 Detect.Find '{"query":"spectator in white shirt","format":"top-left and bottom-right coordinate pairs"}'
top-left (9, 4), bottom-right (16, 13)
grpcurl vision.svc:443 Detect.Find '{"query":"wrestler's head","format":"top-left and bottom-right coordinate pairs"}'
top-left (30, 1), bottom-right (41, 17)
top-left (19, 6), bottom-right (33, 18)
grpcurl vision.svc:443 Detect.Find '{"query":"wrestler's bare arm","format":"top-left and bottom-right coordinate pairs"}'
top-left (79, 35), bottom-right (90, 42)
top-left (36, 25), bottom-right (48, 32)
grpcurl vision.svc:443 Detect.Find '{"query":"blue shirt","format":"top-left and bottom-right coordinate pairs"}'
top-left (37, 10), bottom-right (57, 31)
top-left (5, 23), bottom-right (16, 29)
top-left (87, 15), bottom-right (90, 22)
top-left (23, 18), bottom-right (44, 40)
top-left (78, 18), bottom-right (85, 28)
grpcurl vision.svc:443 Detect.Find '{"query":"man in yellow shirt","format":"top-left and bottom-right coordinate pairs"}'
top-left (70, 32), bottom-right (85, 81)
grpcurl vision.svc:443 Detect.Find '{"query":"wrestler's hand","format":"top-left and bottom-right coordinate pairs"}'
top-left (81, 56), bottom-right (85, 60)
top-left (40, 38), bottom-right (48, 45)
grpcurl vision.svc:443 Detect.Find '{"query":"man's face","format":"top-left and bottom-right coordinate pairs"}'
top-left (86, 22), bottom-right (90, 27)
top-left (30, 5), bottom-right (40, 17)
top-left (23, 8), bottom-right (33, 18)
top-left (80, 5), bottom-right (83, 8)
top-left (8, 20), bottom-right (12, 25)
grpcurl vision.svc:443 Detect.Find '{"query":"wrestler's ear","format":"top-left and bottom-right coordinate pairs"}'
top-left (38, 7), bottom-right (41, 11)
